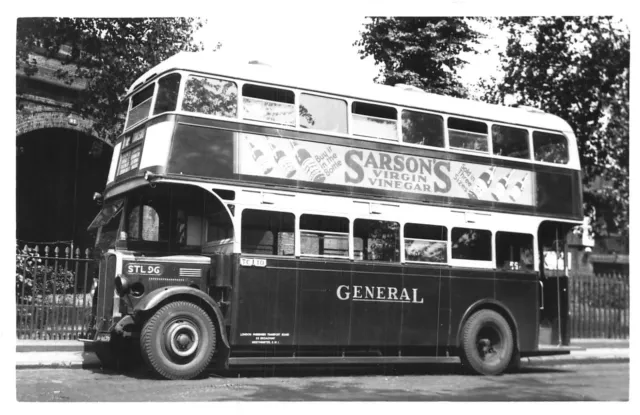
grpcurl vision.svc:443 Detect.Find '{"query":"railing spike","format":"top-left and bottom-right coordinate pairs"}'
top-left (75, 247), bottom-right (81, 258)
top-left (65, 246), bottom-right (71, 258)
top-left (44, 245), bottom-right (50, 255)
top-left (54, 246), bottom-right (59, 257)
top-left (85, 248), bottom-right (90, 258)
top-left (23, 244), bottom-right (28, 253)
top-left (34, 245), bottom-right (40, 254)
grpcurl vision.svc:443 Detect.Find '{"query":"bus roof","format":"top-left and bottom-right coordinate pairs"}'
top-left (128, 52), bottom-right (574, 133)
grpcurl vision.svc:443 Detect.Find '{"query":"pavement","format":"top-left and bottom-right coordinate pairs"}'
top-left (15, 338), bottom-right (629, 370)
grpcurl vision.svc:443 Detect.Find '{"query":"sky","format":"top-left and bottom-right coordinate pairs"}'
top-left (194, 15), bottom-right (507, 94)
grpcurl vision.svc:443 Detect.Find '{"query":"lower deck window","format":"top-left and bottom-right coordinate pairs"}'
top-left (300, 214), bottom-right (349, 258)
top-left (451, 227), bottom-right (492, 261)
top-left (496, 231), bottom-right (534, 271)
top-left (241, 209), bottom-right (295, 255)
top-left (353, 219), bottom-right (399, 262)
top-left (404, 223), bottom-right (447, 263)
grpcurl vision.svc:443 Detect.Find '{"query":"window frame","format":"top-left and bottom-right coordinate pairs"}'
top-left (400, 108), bottom-right (446, 149)
top-left (180, 73), bottom-right (239, 120)
top-left (446, 116), bottom-right (490, 154)
top-left (403, 223), bottom-right (449, 265)
top-left (351, 100), bottom-right (399, 141)
top-left (125, 83), bottom-right (156, 131)
top-left (491, 123), bottom-right (531, 160)
top-left (239, 207), bottom-right (296, 257)
top-left (241, 83), bottom-right (296, 127)
top-left (532, 130), bottom-right (570, 165)
top-left (449, 226), bottom-right (494, 268)
top-left (298, 92), bottom-right (349, 134)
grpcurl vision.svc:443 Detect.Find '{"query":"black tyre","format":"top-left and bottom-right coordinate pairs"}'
top-left (460, 309), bottom-right (514, 375)
top-left (140, 301), bottom-right (216, 380)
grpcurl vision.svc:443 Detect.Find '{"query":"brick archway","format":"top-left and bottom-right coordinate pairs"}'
top-left (16, 109), bottom-right (111, 147)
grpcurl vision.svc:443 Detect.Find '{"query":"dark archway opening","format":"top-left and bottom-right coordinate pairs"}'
top-left (16, 128), bottom-right (113, 250)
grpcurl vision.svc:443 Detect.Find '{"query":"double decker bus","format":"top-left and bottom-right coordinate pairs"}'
top-left (86, 52), bottom-right (583, 379)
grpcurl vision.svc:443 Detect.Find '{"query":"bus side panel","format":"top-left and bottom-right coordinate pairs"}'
top-left (347, 262), bottom-right (404, 346)
top-left (294, 259), bottom-right (351, 345)
top-left (230, 258), bottom-right (297, 346)
top-left (398, 264), bottom-right (446, 346)
top-left (494, 272), bottom-right (539, 352)
top-left (446, 269), bottom-right (496, 346)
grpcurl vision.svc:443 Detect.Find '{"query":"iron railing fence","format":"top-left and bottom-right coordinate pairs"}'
top-left (569, 272), bottom-right (629, 339)
top-left (16, 245), bottom-right (96, 340)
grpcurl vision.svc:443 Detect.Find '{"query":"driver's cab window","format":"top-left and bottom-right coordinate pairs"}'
top-left (125, 185), bottom-right (210, 253)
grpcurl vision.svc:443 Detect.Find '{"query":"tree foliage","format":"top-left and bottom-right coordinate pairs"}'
top-left (355, 17), bottom-right (487, 97)
top-left (16, 18), bottom-right (210, 143)
top-left (482, 17), bottom-right (629, 236)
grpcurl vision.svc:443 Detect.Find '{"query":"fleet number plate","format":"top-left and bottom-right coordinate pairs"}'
top-left (240, 258), bottom-right (267, 267)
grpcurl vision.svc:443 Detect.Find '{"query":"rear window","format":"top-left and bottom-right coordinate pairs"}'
top-left (153, 73), bottom-right (181, 115)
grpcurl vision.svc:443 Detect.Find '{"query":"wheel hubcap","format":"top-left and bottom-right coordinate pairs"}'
top-left (476, 327), bottom-right (502, 362)
top-left (166, 321), bottom-right (199, 358)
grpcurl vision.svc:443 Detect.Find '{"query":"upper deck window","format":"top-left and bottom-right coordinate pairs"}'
top-left (125, 84), bottom-right (154, 130)
top-left (401, 110), bottom-right (444, 148)
top-left (299, 93), bottom-right (348, 133)
top-left (492, 124), bottom-right (530, 159)
top-left (153, 73), bottom-right (181, 115)
top-left (533, 131), bottom-right (569, 164)
top-left (351, 101), bottom-right (398, 141)
top-left (182, 75), bottom-right (238, 118)
top-left (242, 84), bottom-right (295, 126)
top-left (448, 117), bottom-right (488, 152)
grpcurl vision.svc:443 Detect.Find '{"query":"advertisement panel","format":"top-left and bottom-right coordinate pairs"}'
top-left (238, 133), bottom-right (535, 206)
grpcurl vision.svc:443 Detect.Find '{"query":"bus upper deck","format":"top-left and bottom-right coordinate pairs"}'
top-left (106, 53), bottom-right (583, 222)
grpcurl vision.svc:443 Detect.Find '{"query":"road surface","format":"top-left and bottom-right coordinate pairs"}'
top-left (16, 362), bottom-right (628, 401)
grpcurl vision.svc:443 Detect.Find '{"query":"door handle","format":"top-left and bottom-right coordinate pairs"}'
top-left (539, 280), bottom-right (544, 310)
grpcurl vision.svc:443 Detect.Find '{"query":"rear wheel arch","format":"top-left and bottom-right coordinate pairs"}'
top-left (456, 300), bottom-right (520, 354)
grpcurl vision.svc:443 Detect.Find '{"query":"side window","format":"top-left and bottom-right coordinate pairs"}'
top-left (153, 73), bottom-right (182, 115)
top-left (448, 117), bottom-right (488, 152)
top-left (241, 209), bottom-right (294, 255)
top-left (496, 231), bottom-right (534, 271)
top-left (404, 223), bottom-right (447, 263)
top-left (492, 124), bottom-right (530, 159)
top-left (451, 227), bottom-right (492, 261)
top-left (300, 214), bottom-right (349, 258)
top-left (243, 84), bottom-right (295, 126)
top-left (533, 131), bottom-right (569, 164)
top-left (353, 219), bottom-right (399, 262)
top-left (181, 75), bottom-right (238, 118)
top-left (351, 101), bottom-right (398, 140)
top-left (401, 110), bottom-right (444, 148)
top-left (299, 93), bottom-right (348, 133)
top-left (126, 84), bottom-right (154, 129)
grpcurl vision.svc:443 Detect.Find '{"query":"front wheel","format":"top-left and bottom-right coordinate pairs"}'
top-left (460, 309), bottom-right (514, 375)
top-left (140, 301), bottom-right (216, 380)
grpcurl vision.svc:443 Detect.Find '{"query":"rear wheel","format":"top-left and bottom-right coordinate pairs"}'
top-left (460, 309), bottom-right (514, 375)
top-left (140, 301), bottom-right (216, 380)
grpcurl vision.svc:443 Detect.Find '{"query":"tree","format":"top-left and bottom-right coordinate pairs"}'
top-left (355, 17), bottom-right (487, 98)
top-left (16, 18), bottom-right (212, 143)
top-left (481, 17), bottom-right (629, 237)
